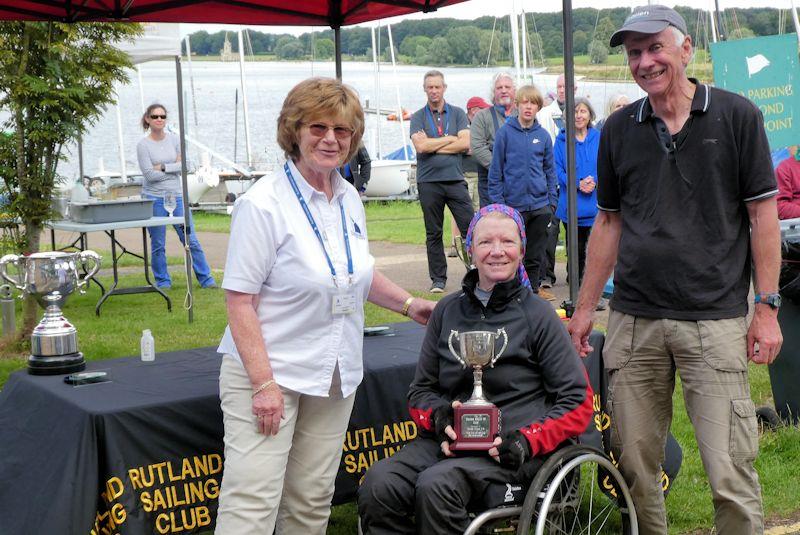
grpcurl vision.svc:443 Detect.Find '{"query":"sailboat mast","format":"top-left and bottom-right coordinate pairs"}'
top-left (791, 0), bottom-right (800, 46)
top-left (184, 36), bottom-right (199, 127)
top-left (115, 102), bottom-right (127, 183)
top-left (714, 0), bottom-right (726, 41)
top-left (708, 2), bottom-right (718, 43)
top-left (372, 25), bottom-right (381, 158)
top-left (237, 30), bottom-right (253, 168)
top-left (387, 24), bottom-right (410, 160)
top-left (509, 1), bottom-right (522, 85)
top-left (521, 10), bottom-right (529, 83)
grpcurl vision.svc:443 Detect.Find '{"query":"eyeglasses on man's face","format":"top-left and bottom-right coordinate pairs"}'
top-left (306, 123), bottom-right (354, 140)
top-left (149, 114), bottom-right (167, 120)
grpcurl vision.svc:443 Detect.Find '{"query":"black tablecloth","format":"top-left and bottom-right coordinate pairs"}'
top-left (0, 324), bottom-right (680, 534)
top-left (0, 322), bottom-right (425, 534)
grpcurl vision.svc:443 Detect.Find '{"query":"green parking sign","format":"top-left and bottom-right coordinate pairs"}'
top-left (711, 33), bottom-right (799, 150)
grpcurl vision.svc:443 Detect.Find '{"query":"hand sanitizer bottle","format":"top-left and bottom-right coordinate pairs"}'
top-left (140, 329), bottom-right (155, 362)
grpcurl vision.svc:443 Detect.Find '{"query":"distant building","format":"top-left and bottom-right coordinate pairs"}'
top-left (220, 34), bottom-right (236, 62)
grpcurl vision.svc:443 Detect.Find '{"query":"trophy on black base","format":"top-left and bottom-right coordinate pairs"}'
top-left (447, 328), bottom-right (508, 450)
top-left (0, 251), bottom-right (101, 375)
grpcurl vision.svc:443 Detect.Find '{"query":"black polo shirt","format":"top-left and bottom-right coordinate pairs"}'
top-left (409, 103), bottom-right (469, 183)
top-left (597, 80), bottom-right (777, 320)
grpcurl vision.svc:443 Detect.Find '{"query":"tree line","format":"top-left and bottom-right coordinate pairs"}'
top-left (184, 7), bottom-right (792, 66)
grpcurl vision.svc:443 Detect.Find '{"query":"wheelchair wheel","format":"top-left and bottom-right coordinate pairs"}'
top-left (516, 445), bottom-right (637, 535)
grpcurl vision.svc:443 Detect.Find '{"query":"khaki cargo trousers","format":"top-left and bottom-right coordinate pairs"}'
top-left (604, 311), bottom-right (763, 535)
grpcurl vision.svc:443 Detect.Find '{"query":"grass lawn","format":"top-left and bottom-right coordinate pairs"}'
top-left (2, 201), bottom-right (799, 533)
top-left (193, 201), bottom-right (457, 247)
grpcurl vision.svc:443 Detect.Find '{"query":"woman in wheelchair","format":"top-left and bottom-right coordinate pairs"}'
top-left (358, 204), bottom-right (594, 534)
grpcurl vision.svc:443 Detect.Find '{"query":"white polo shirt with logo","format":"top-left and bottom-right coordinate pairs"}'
top-left (217, 160), bottom-right (375, 397)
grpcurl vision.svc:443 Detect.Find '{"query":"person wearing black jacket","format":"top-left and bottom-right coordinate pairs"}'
top-left (340, 142), bottom-right (371, 193)
top-left (357, 204), bottom-right (593, 535)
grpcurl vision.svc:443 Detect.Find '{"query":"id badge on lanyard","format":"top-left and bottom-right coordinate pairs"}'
top-left (332, 288), bottom-right (357, 315)
top-left (284, 162), bottom-right (357, 315)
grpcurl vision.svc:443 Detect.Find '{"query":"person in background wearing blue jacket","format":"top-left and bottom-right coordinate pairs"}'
top-left (554, 97), bottom-right (601, 293)
top-left (488, 85), bottom-right (557, 298)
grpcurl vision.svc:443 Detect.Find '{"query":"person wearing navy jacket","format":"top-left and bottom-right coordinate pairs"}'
top-left (554, 97), bottom-right (601, 285)
top-left (357, 205), bottom-right (592, 535)
top-left (487, 85), bottom-right (558, 298)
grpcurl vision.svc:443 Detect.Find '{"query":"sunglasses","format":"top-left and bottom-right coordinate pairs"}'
top-left (149, 114), bottom-right (167, 120)
top-left (306, 123), bottom-right (354, 140)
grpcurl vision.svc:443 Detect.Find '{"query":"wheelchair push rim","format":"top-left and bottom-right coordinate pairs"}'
top-left (516, 445), bottom-right (638, 535)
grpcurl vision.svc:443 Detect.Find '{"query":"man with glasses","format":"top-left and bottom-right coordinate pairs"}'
top-left (410, 70), bottom-right (474, 294)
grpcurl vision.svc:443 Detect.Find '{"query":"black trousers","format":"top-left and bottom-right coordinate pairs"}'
top-left (418, 181), bottom-right (475, 284)
top-left (357, 438), bottom-right (539, 535)
top-left (520, 209), bottom-right (551, 290)
top-left (540, 215), bottom-right (560, 285)
top-left (476, 168), bottom-right (490, 208)
top-left (563, 223), bottom-right (592, 285)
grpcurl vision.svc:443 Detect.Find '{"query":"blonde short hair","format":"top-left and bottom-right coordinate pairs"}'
top-left (277, 77), bottom-right (365, 163)
top-left (515, 85), bottom-right (543, 108)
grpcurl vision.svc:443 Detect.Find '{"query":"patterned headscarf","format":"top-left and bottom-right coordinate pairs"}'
top-left (465, 203), bottom-right (531, 289)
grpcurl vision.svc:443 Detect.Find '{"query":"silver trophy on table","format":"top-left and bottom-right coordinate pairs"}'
top-left (0, 251), bottom-right (101, 375)
top-left (447, 328), bottom-right (508, 450)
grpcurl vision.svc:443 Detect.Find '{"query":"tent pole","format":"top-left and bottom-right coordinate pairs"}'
top-left (562, 0), bottom-right (579, 306)
top-left (175, 55), bottom-right (194, 323)
top-left (335, 27), bottom-right (342, 80)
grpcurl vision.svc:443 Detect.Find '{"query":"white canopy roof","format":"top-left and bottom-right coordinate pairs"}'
top-left (117, 23), bottom-right (181, 65)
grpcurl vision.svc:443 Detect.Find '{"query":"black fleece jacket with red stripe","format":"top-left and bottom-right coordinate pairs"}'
top-left (408, 270), bottom-right (593, 456)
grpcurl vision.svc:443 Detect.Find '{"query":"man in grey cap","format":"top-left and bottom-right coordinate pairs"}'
top-left (569, 5), bottom-right (782, 534)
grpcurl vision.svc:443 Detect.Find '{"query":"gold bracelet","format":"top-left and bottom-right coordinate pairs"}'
top-left (401, 296), bottom-right (415, 316)
top-left (252, 379), bottom-right (275, 398)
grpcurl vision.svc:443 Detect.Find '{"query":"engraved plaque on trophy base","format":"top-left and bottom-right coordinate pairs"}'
top-left (450, 404), bottom-right (500, 451)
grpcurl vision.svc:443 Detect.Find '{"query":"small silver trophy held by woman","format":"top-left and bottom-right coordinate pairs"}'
top-left (447, 328), bottom-right (508, 450)
top-left (0, 250), bottom-right (101, 375)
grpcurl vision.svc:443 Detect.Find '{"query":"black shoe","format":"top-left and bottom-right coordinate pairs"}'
top-left (430, 281), bottom-right (446, 294)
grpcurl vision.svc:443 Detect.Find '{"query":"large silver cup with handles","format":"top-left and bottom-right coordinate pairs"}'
top-left (447, 328), bottom-right (508, 450)
top-left (0, 250), bottom-right (101, 375)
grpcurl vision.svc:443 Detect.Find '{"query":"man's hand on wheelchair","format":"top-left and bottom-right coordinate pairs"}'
top-left (489, 430), bottom-right (532, 469)
top-left (436, 401), bottom-right (461, 457)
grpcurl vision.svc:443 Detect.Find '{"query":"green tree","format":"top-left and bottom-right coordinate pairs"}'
top-left (445, 26), bottom-right (482, 65)
top-left (588, 39), bottom-right (609, 64)
top-left (277, 41), bottom-right (304, 60)
top-left (541, 29), bottom-right (563, 57)
top-left (427, 36), bottom-right (453, 65)
top-left (479, 29), bottom-right (504, 66)
top-left (593, 16), bottom-right (617, 48)
top-left (399, 35), bottom-right (432, 58)
top-left (344, 27), bottom-right (372, 57)
top-left (0, 21), bottom-right (140, 341)
top-left (573, 30), bottom-right (589, 56)
top-left (314, 38), bottom-right (335, 59)
top-left (275, 37), bottom-right (304, 60)
top-left (728, 26), bottom-right (756, 40)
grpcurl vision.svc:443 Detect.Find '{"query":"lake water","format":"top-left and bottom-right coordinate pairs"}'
top-left (43, 61), bottom-right (644, 180)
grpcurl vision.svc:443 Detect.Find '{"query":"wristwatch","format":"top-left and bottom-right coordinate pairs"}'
top-left (754, 293), bottom-right (782, 309)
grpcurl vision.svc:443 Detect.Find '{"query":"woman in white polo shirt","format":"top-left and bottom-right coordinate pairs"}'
top-left (214, 77), bottom-right (434, 534)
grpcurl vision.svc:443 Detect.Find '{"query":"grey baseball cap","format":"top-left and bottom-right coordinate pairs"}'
top-left (609, 5), bottom-right (688, 47)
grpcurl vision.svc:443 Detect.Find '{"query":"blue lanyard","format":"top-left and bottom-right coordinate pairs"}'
top-left (425, 103), bottom-right (450, 137)
top-left (284, 163), bottom-right (353, 287)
